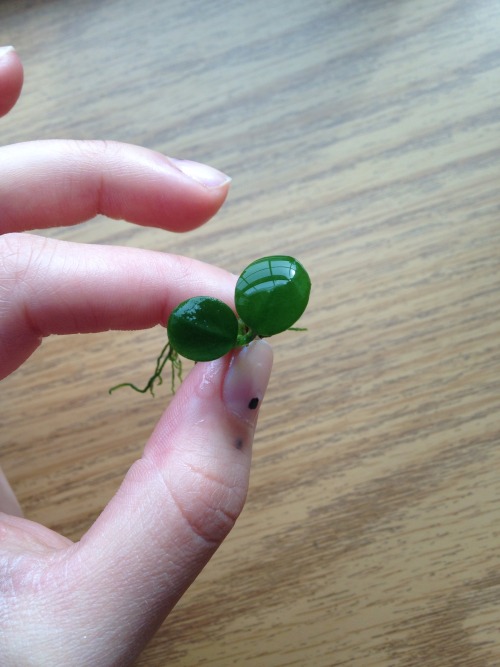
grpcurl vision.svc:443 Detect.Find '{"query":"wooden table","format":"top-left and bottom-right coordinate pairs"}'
top-left (2, 1), bottom-right (500, 665)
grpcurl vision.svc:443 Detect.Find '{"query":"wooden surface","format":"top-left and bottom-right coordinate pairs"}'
top-left (2, 1), bottom-right (500, 665)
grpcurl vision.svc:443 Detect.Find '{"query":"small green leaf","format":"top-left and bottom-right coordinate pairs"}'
top-left (235, 256), bottom-right (311, 337)
top-left (167, 296), bottom-right (238, 361)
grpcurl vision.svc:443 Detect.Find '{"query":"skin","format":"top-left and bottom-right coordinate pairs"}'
top-left (0, 48), bottom-right (273, 665)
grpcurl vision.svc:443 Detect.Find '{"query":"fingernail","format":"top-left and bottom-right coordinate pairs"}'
top-left (223, 340), bottom-right (273, 424)
top-left (0, 46), bottom-right (15, 59)
top-left (169, 158), bottom-right (231, 188)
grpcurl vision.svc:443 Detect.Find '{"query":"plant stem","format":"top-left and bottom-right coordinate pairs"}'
top-left (236, 319), bottom-right (257, 347)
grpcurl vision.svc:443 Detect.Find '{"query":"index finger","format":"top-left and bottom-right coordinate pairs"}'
top-left (0, 140), bottom-right (231, 233)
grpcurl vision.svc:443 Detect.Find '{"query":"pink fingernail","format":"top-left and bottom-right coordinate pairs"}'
top-left (169, 158), bottom-right (231, 188)
top-left (223, 340), bottom-right (273, 424)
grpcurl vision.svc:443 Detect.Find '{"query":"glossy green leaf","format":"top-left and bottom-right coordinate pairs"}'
top-left (235, 255), bottom-right (311, 336)
top-left (167, 296), bottom-right (238, 361)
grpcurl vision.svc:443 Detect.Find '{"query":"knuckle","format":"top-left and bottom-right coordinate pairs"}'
top-left (68, 140), bottom-right (122, 214)
top-left (0, 233), bottom-right (47, 307)
top-left (169, 464), bottom-right (247, 547)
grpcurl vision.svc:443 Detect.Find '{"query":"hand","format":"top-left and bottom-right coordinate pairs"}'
top-left (0, 47), bottom-right (273, 665)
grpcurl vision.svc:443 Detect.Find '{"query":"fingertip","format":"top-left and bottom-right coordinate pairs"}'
top-left (177, 177), bottom-right (231, 233)
top-left (222, 339), bottom-right (274, 425)
top-left (158, 157), bottom-right (232, 233)
top-left (169, 158), bottom-right (232, 189)
top-left (148, 339), bottom-right (273, 465)
top-left (0, 47), bottom-right (24, 117)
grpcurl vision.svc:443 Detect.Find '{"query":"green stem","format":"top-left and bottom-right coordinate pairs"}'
top-left (235, 318), bottom-right (257, 347)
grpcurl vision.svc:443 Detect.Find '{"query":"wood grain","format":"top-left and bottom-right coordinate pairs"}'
top-left (1, 0), bottom-right (500, 664)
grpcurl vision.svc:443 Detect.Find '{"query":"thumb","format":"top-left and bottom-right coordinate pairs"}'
top-left (70, 340), bottom-right (273, 660)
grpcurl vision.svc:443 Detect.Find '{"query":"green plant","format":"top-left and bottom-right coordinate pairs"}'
top-left (109, 255), bottom-right (311, 396)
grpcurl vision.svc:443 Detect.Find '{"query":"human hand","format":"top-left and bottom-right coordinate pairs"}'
top-left (0, 47), bottom-right (273, 665)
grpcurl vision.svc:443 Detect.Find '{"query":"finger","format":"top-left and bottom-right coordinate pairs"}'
top-left (0, 47), bottom-right (23, 117)
top-left (0, 233), bottom-right (236, 379)
top-left (0, 140), bottom-right (230, 233)
top-left (71, 340), bottom-right (273, 661)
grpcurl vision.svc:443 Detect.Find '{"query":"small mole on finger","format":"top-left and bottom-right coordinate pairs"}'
top-left (248, 397), bottom-right (259, 410)
top-left (235, 437), bottom-right (244, 450)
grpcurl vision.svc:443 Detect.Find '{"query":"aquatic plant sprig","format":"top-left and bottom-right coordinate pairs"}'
top-left (109, 255), bottom-right (311, 396)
